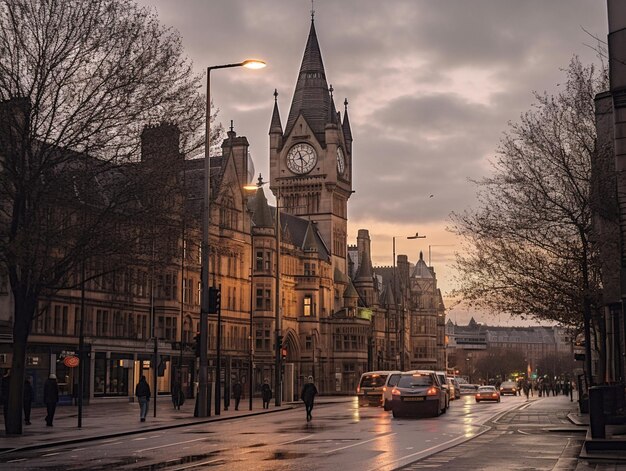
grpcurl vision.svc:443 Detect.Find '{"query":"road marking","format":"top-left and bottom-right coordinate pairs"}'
top-left (324, 433), bottom-right (397, 454)
top-left (369, 426), bottom-right (490, 471)
top-left (169, 458), bottom-right (221, 470)
top-left (7, 458), bottom-right (27, 463)
top-left (71, 448), bottom-right (85, 452)
top-left (42, 452), bottom-right (61, 457)
top-left (136, 437), bottom-right (209, 453)
top-left (278, 434), bottom-right (314, 446)
top-left (104, 441), bottom-right (122, 446)
top-left (132, 437), bottom-right (148, 441)
top-left (517, 429), bottom-right (530, 435)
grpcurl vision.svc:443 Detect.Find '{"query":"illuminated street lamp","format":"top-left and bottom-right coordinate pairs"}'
top-left (198, 59), bottom-right (266, 418)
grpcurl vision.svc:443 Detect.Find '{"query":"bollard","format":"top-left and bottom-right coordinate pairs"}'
top-left (589, 386), bottom-right (606, 439)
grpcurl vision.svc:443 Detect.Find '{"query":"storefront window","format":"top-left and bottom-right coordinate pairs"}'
top-left (94, 352), bottom-right (131, 396)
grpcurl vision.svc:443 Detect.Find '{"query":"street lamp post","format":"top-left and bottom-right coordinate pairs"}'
top-left (392, 232), bottom-right (425, 370)
top-left (198, 59), bottom-right (265, 418)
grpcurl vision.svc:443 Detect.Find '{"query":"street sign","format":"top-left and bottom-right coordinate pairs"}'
top-left (63, 356), bottom-right (80, 368)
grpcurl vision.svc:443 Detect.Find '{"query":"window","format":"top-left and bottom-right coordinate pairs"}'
top-left (256, 287), bottom-right (271, 311)
top-left (303, 295), bottom-right (313, 317)
top-left (304, 263), bottom-right (316, 276)
top-left (0, 267), bottom-right (8, 295)
top-left (183, 278), bottom-right (192, 304)
top-left (255, 251), bottom-right (272, 272)
top-left (96, 309), bottom-right (109, 337)
top-left (305, 336), bottom-right (312, 350)
top-left (255, 325), bottom-right (271, 351)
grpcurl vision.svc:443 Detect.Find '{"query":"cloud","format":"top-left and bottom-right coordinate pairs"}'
top-left (137, 0), bottom-right (607, 323)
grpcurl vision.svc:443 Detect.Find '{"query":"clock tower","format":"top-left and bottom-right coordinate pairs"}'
top-left (269, 16), bottom-right (353, 276)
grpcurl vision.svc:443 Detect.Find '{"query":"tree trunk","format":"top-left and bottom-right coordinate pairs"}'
top-left (6, 293), bottom-right (36, 435)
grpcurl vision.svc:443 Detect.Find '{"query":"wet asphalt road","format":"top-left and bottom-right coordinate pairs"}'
top-left (0, 395), bottom-right (528, 471)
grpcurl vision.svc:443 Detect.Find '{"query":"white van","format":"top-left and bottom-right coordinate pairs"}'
top-left (357, 371), bottom-right (400, 407)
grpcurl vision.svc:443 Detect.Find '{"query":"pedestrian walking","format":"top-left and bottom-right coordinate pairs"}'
top-left (23, 377), bottom-right (33, 425)
top-left (172, 378), bottom-right (183, 410)
top-left (43, 373), bottom-right (59, 426)
top-left (233, 379), bottom-right (243, 411)
top-left (135, 375), bottom-right (151, 422)
top-left (301, 376), bottom-right (318, 422)
top-left (261, 379), bottom-right (272, 409)
top-left (523, 382), bottom-right (530, 401)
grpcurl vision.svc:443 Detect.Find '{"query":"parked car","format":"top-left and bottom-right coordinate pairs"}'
top-left (447, 378), bottom-right (458, 400)
top-left (499, 381), bottom-right (518, 396)
top-left (475, 385), bottom-right (501, 403)
top-left (450, 378), bottom-right (461, 399)
top-left (391, 372), bottom-right (448, 418)
top-left (435, 371), bottom-right (451, 407)
top-left (381, 371), bottom-right (402, 411)
top-left (357, 371), bottom-right (395, 407)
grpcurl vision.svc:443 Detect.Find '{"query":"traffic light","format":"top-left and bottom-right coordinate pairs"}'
top-left (194, 333), bottom-right (200, 357)
top-left (208, 287), bottom-right (221, 314)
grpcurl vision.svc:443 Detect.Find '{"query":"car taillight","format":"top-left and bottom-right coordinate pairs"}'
top-left (512, 388), bottom-right (516, 391)
top-left (357, 386), bottom-right (360, 393)
top-left (427, 387), bottom-right (438, 396)
top-left (392, 388), bottom-right (401, 396)
top-left (492, 393), bottom-right (498, 397)
top-left (383, 386), bottom-right (387, 392)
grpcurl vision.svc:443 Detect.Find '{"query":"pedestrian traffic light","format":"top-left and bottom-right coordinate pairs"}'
top-left (208, 287), bottom-right (221, 314)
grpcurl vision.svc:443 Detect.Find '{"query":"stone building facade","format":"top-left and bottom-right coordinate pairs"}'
top-left (0, 15), bottom-right (446, 404)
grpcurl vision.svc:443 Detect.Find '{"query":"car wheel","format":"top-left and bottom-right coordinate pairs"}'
top-left (383, 400), bottom-right (390, 411)
top-left (498, 399), bottom-right (501, 403)
top-left (475, 399), bottom-right (480, 403)
top-left (441, 404), bottom-right (447, 414)
top-left (392, 410), bottom-right (400, 418)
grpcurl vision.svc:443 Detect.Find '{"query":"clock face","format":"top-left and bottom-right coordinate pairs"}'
top-left (286, 143), bottom-right (317, 174)
top-left (336, 147), bottom-right (345, 175)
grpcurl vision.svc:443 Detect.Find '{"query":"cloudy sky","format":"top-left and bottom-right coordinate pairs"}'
top-left (139, 0), bottom-right (608, 325)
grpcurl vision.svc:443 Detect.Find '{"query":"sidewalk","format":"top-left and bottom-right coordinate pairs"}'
top-left (0, 395), bottom-right (353, 455)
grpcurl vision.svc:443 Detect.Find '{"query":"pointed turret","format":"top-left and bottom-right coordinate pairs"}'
top-left (284, 18), bottom-right (330, 145)
top-left (328, 85), bottom-right (338, 126)
top-left (250, 177), bottom-right (274, 228)
top-left (269, 89), bottom-right (283, 134)
top-left (342, 98), bottom-right (352, 154)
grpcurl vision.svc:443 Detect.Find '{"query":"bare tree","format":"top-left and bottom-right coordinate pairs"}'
top-left (0, 0), bottom-right (216, 434)
top-left (450, 58), bottom-right (607, 388)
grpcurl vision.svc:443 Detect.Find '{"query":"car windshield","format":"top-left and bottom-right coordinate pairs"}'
top-left (397, 375), bottom-right (433, 388)
top-left (360, 374), bottom-right (387, 388)
top-left (478, 386), bottom-right (496, 392)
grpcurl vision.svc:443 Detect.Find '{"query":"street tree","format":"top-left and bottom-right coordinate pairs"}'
top-left (0, 0), bottom-right (219, 434)
top-left (450, 58), bottom-right (607, 387)
top-left (473, 348), bottom-right (526, 384)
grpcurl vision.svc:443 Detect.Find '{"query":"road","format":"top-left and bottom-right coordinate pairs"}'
top-left (1, 394), bottom-right (530, 471)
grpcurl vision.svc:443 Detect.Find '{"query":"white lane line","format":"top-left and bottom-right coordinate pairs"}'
top-left (71, 448), bottom-right (86, 452)
top-left (104, 441), bottom-right (122, 446)
top-left (132, 437), bottom-right (148, 441)
top-left (324, 433), bottom-right (397, 454)
top-left (136, 437), bottom-right (209, 453)
top-left (170, 458), bottom-right (221, 470)
top-left (7, 458), bottom-right (27, 463)
top-left (517, 429), bottom-right (530, 435)
top-left (42, 452), bottom-right (61, 457)
top-left (277, 434), bottom-right (314, 446)
top-left (369, 426), bottom-right (490, 471)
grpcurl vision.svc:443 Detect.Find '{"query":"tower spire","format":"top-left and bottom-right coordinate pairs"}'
top-left (311, 0), bottom-right (315, 21)
top-left (284, 18), bottom-right (330, 145)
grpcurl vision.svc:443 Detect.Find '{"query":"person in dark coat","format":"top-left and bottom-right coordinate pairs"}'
top-left (135, 375), bottom-right (151, 422)
top-left (261, 379), bottom-right (272, 409)
top-left (233, 379), bottom-right (243, 411)
top-left (301, 376), bottom-right (318, 422)
top-left (172, 379), bottom-right (182, 410)
top-left (23, 377), bottom-right (33, 425)
top-left (43, 374), bottom-right (59, 426)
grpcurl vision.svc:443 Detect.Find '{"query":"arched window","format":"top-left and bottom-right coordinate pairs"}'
top-left (183, 315), bottom-right (193, 343)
